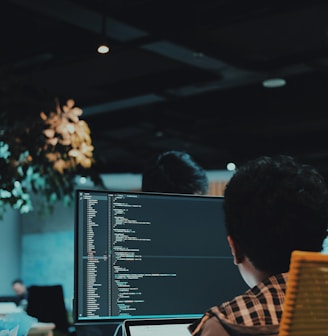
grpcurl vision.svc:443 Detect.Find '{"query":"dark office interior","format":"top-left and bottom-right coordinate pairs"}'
top-left (2, 0), bottom-right (328, 178)
top-left (2, 2), bottom-right (328, 336)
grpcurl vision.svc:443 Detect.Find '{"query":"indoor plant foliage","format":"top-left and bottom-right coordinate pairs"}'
top-left (0, 98), bottom-right (94, 219)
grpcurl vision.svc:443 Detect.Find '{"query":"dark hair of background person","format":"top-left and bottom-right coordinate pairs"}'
top-left (141, 150), bottom-right (209, 195)
top-left (12, 279), bottom-right (24, 286)
top-left (11, 278), bottom-right (27, 297)
top-left (223, 154), bottom-right (328, 275)
top-left (11, 278), bottom-right (29, 309)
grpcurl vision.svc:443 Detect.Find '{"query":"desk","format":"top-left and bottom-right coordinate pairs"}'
top-left (28, 322), bottom-right (56, 336)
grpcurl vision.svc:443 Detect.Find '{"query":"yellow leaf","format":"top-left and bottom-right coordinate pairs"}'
top-left (43, 129), bottom-right (55, 138)
top-left (40, 111), bottom-right (47, 121)
top-left (81, 157), bottom-right (93, 168)
top-left (53, 160), bottom-right (65, 174)
top-left (46, 137), bottom-right (58, 146)
top-left (66, 99), bottom-right (75, 108)
top-left (46, 153), bottom-right (59, 162)
top-left (68, 149), bottom-right (80, 157)
top-left (72, 107), bottom-right (82, 116)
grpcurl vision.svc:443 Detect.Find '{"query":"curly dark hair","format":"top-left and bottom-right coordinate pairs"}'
top-left (141, 150), bottom-right (209, 195)
top-left (223, 155), bottom-right (328, 275)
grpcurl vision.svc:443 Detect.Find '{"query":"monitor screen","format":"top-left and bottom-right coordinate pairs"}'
top-left (73, 189), bottom-right (247, 329)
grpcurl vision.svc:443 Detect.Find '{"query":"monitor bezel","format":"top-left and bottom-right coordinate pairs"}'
top-left (73, 189), bottom-right (230, 326)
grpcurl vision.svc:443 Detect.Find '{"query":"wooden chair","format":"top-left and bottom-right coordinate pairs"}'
top-left (279, 250), bottom-right (328, 336)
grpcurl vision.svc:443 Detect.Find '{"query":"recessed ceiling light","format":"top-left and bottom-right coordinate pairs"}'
top-left (262, 78), bottom-right (286, 88)
top-left (97, 44), bottom-right (110, 54)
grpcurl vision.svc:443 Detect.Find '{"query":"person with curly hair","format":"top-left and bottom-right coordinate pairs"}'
top-left (189, 155), bottom-right (328, 336)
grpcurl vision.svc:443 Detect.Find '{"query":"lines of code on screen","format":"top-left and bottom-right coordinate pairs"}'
top-left (75, 190), bottom-right (246, 321)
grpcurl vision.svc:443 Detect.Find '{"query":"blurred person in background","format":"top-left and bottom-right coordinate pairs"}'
top-left (12, 279), bottom-right (28, 310)
top-left (141, 150), bottom-right (209, 195)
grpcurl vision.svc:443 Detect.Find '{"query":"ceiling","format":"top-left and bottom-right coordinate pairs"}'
top-left (2, 0), bottom-right (328, 179)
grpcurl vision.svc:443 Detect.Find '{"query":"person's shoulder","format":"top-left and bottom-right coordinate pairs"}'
top-left (219, 273), bottom-right (287, 316)
top-left (195, 307), bottom-right (279, 336)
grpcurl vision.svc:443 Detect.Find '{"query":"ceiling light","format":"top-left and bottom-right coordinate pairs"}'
top-left (79, 176), bottom-right (87, 184)
top-left (97, 7), bottom-right (110, 54)
top-left (262, 78), bottom-right (286, 88)
top-left (226, 162), bottom-right (236, 171)
top-left (97, 43), bottom-right (110, 54)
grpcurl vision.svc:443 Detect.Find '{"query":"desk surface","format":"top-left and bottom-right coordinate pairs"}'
top-left (28, 322), bottom-right (56, 336)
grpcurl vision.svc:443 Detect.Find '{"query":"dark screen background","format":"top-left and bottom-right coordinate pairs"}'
top-left (74, 191), bottom-right (247, 322)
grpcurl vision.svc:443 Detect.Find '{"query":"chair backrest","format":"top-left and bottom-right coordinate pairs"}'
top-left (278, 250), bottom-right (328, 336)
top-left (26, 284), bottom-right (70, 333)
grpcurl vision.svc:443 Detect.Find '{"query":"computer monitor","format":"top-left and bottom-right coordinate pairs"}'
top-left (73, 189), bottom-right (247, 334)
top-left (0, 296), bottom-right (20, 305)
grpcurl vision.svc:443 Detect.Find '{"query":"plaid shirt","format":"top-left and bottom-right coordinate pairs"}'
top-left (189, 273), bottom-right (288, 335)
top-left (218, 273), bottom-right (287, 326)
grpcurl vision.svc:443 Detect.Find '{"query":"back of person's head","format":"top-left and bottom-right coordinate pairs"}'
top-left (141, 150), bottom-right (209, 195)
top-left (223, 154), bottom-right (328, 275)
top-left (11, 278), bottom-right (24, 285)
top-left (12, 279), bottom-right (24, 287)
top-left (12, 279), bottom-right (26, 295)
